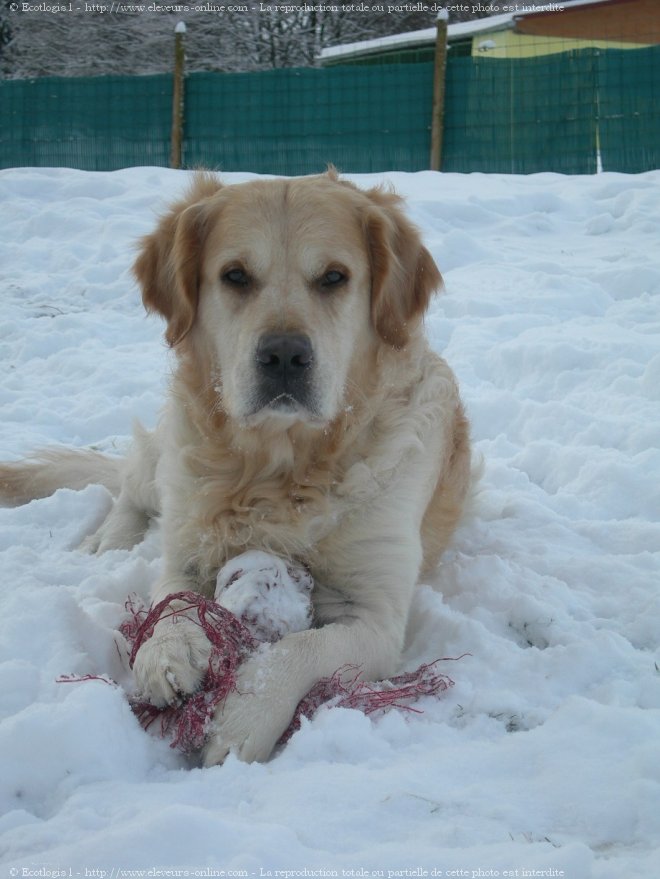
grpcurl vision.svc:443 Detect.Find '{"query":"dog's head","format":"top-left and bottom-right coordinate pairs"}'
top-left (134, 171), bottom-right (441, 429)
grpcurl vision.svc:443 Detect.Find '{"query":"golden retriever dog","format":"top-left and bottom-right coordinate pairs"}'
top-left (0, 170), bottom-right (470, 764)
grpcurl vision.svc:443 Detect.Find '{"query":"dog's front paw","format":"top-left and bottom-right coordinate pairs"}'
top-left (132, 613), bottom-right (212, 707)
top-left (202, 645), bottom-right (303, 765)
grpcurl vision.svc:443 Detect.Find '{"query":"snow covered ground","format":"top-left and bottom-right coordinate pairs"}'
top-left (0, 166), bottom-right (659, 879)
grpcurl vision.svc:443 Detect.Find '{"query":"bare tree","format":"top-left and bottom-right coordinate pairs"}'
top-left (2, 1), bottom-right (445, 78)
top-left (1, 1), bottom-right (580, 79)
top-left (1, 9), bottom-right (224, 79)
top-left (0, 1), bottom-right (12, 58)
top-left (213, 2), bottom-right (440, 71)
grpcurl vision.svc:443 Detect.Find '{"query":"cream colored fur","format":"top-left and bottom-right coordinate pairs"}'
top-left (0, 171), bottom-right (471, 764)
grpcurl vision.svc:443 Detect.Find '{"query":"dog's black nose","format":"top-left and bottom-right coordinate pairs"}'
top-left (256, 333), bottom-right (313, 377)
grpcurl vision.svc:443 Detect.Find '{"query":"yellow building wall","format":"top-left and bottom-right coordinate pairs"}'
top-left (470, 28), bottom-right (651, 58)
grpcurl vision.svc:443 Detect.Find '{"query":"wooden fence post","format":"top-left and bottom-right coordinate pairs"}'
top-left (430, 10), bottom-right (448, 172)
top-left (170, 21), bottom-right (186, 170)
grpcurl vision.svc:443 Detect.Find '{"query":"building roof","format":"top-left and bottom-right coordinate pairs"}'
top-left (319, 12), bottom-right (513, 63)
top-left (319, 0), bottom-right (623, 62)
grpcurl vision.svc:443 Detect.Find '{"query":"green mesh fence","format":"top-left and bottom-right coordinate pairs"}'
top-left (183, 64), bottom-right (433, 174)
top-left (598, 46), bottom-right (660, 173)
top-left (0, 49), bottom-right (658, 175)
top-left (443, 51), bottom-right (598, 175)
top-left (1, 75), bottom-right (172, 171)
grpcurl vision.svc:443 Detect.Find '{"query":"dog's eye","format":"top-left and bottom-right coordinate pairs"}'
top-left (222, 268), bottom-right (250, 288)
top-left (320, 269), bottom-right (347, 289)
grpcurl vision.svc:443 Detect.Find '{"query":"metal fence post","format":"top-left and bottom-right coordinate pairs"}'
top-left (170, 21), bottom-right (186, 170)
top-left (430, 10), bottom-right (448, 172)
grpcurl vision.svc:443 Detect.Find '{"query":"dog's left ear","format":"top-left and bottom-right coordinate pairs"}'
top-left (363, 187), bottom-right (442, 349)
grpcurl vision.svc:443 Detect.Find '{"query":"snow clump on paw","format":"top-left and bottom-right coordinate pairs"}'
top-left (215, 550), bottom-right (314, 642)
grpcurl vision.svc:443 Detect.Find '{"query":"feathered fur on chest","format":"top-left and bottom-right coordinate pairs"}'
top-left (160, 341), bottom-right (445, 585)
top-left (161, 384), bottom-right (375, 580)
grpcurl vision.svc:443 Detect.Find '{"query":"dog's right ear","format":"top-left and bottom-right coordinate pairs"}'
top-left (133, 174), bottom-right (224, 347)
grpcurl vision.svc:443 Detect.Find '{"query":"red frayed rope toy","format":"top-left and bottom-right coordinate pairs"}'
top-left (121, 591), bottom-right (257, 753)
top-left (60, 551), bottom-right (459, 754)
